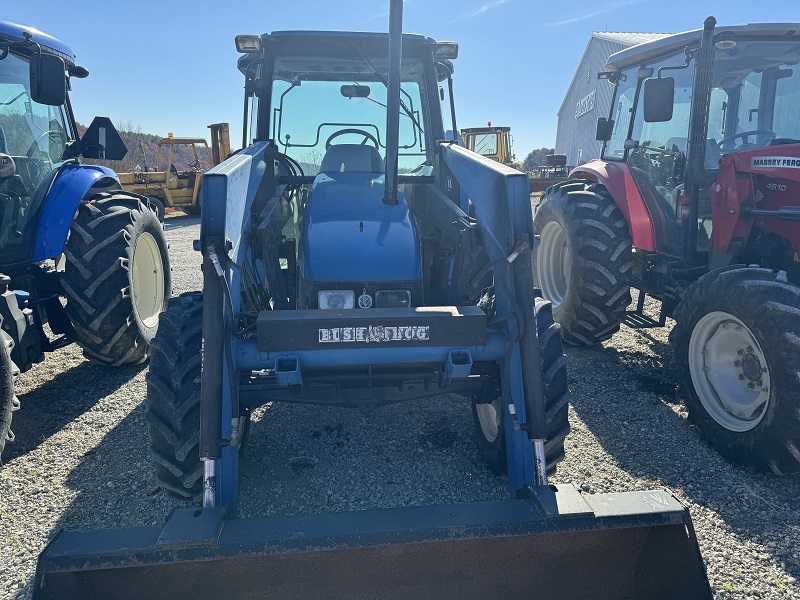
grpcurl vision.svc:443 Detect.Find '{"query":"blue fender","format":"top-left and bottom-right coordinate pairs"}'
top-left (32, 163), bottom-right (120, 262)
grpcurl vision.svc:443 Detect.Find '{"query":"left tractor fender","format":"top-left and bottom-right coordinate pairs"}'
top-left (32, 163), bottom-right (121, 262)
top-left (570, 160), bottom-right (656, 252)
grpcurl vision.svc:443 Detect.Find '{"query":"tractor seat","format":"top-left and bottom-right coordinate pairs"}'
top-left (319, 144), bottom-right (384, 174)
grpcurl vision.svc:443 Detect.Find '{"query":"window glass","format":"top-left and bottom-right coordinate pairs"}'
top-left (773, 67), bottom-right (800, 140)
top-left (603, 68), bottom-right (637, 160)
top-left (270, 57), bottom-right (428, 176)
top-left (471, 133), bottom-right (497, 156)
top-left (0, 50), bottom-right (70, 264)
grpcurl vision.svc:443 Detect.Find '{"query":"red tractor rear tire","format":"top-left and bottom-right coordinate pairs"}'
top-left (533, 181), bottom-right (633, 345)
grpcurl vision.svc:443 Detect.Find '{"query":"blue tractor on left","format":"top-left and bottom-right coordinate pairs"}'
top-left (0, 20), bottom-right (171, 460)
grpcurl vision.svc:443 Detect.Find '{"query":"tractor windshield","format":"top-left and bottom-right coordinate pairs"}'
top-left (0, 50), bottom-right (71, 264)
top-left (470, 133), bottom-right (499, 157)
top-left (708, 39), bottom-right (800, 155)
top-left (270, 55), bottom-right (430, 176)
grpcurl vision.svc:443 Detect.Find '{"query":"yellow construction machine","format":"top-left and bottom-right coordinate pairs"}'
top-left (118, 123), bottom-right (231, 215)
top-left (461, 122), bottom-right (518, 167)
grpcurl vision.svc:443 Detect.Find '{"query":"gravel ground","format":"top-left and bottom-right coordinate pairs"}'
top-left (1, 213), bottom-right (798, 599)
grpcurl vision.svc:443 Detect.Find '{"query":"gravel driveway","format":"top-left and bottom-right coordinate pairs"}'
top-left (1, 214), bottom-right (798, 599)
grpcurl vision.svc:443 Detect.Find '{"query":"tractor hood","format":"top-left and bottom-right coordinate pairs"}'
top-left (299, 172), bottom-right (422, 283)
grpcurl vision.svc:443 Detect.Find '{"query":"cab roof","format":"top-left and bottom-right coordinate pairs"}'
top-left (0, 19), bottom-right (75, 65)
top-left (607, 23), bottom-right (800, 70)
top-left (237, 30), bottom-right (440, 76)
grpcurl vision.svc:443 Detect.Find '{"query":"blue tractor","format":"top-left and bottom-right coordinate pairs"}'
top-left (0, 20), bottom-right (171, 459)
top-left (34, 3), bottom-right (710, 597)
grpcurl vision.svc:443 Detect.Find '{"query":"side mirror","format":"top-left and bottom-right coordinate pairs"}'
top-left (30, 52), bottom-right (67, 106)
top-left (595, 117), bottom-right (614, 141)
top-left (81, 116), bottom-right (127, 160)
top-left (643, 77), bottom-right (675, 123)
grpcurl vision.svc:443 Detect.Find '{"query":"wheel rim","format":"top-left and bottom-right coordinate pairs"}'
top-left (476, 396), bottom-right (502, 442)
top-left (688, 311), bottom-right (770, 432)
top-left (131, 232), bottom-right (165, 329)
top-left (537, 220), bottom-right (570, 307)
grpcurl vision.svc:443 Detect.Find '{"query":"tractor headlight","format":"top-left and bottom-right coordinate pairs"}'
top-left (318, 290), bottom-right (355, 310)
top-left (375, 289), bottom-right (411, 308)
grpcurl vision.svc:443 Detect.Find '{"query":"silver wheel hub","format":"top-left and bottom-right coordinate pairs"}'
top-left (131, 232), bottom-right (165, 329)
top-left (536, 220), bottom-right (570, 307)
top-left (688, 311), bottom-right (770, 432)
top-left (475, 396), bottom-right (502, 443)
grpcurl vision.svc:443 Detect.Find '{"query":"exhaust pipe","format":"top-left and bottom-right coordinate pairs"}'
top-left (383, 0), bottom-right (403, 205)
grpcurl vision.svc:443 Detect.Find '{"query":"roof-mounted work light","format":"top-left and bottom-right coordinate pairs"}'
top-left (235, 35), bottom-right (261, 53)
top-left (434, 42), bottom-right (459, 60)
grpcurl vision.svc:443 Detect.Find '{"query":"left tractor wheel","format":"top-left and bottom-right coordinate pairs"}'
top-left (670, 266), bottom-right (800, 474)
top-left (472, 297), bottom-right (570, 476)
top-left (62, 192), bottom-right (171, 366)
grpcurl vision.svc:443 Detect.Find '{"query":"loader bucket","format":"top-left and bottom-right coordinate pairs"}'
top-left (34, 485), bottom-right (710, 600)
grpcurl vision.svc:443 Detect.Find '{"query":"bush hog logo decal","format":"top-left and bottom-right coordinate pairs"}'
top-left (751, 156), bottom-right (800, 169)
top-left (319, 325), bottom-right (430, 343)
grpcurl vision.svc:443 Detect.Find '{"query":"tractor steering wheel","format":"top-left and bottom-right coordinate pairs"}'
top-left (718, 130), bottom-right (776, 151)
top-left (325, 128), bottom-right (380, 151)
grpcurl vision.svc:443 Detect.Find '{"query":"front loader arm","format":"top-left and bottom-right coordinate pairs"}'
top-left (440, 142), bottom-right (548, 491)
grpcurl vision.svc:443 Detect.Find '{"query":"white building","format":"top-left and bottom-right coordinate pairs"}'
top-left (555, 32), bottom-right (669, 167)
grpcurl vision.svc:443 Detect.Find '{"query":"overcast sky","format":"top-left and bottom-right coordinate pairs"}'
top-left (6, 0), bottom-right (797, 158)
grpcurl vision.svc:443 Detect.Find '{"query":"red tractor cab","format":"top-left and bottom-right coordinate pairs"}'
top-left (534, 18), bottom-right (800, 474)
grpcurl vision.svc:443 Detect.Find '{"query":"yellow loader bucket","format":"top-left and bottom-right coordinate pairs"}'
top-left (34, 485), bottom-right (710, 599)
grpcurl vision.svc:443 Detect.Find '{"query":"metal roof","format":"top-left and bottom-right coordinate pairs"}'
top-left (0, 19), bottom-right (75, 64)
top-left (591, 32), bottom-right (670, 46)
top-left (607, 22), bottom-right (800, 70)
top-left (558, 32), bottom-right (666, 115)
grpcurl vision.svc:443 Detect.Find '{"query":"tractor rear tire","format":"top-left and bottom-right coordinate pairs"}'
top-left (62, 193), bottom-right (171, 366)
top-left (0, 329), bottom-right (20, 461)
top-left (146, 292), bottom-right (205, 502)
top-left (532, 180), bottom-right (633, 346)
top-left (670, 266), bottom-right (800, 474)
top-left (472, 297), bottom-right (570, 476)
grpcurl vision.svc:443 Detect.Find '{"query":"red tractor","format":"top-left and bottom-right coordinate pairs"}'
top-left (534, 18), bottom-right (800, 474)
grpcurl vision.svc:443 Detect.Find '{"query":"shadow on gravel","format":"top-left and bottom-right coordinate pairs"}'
top-left (14, 400), bottom-right (174, 599)
top-left (565, 332), bottom-right (800, 583)
top-left (6, 361), bottom-right (145, 463)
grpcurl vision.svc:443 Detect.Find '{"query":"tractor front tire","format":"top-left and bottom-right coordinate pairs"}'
top-left (0, 329), bottom-right (20, 461)
top-left (146, 292), bottom-right (204, 502)
top-left (62, 193), bottom-right (171, 366)
top-left (670, 266), bottom-right (800, 474)
top-left (532, 180), bottom-right (633, 345)
top-left (472, 297), bottom-right (570, 476)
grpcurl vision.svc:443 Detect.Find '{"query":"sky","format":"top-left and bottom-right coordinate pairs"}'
top-left (5, 0), bottom-right (798, 159)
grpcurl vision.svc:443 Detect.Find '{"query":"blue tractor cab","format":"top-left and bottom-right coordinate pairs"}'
top-left (0, 20), bottom-right (171, 459)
